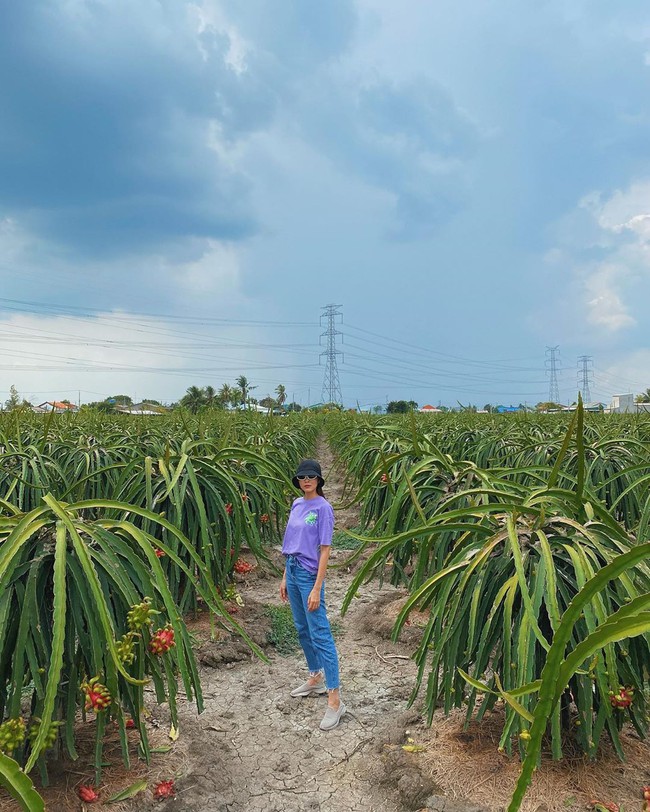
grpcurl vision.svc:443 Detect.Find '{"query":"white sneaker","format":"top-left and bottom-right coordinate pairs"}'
top-left (290, 677), bottom-right (327, 697)
top-left (320, 702), bottom-right (346, 730)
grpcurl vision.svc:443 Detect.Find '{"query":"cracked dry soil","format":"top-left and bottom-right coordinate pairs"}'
top-left (137, 566), bottom-right (423, 812)
top-left (130, 442), bottom-right (430, 812)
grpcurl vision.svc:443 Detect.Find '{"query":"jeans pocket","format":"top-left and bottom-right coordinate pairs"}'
top-left (295, 560), bottom-right (317, 578)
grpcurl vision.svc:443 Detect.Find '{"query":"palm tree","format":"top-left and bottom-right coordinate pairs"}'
top-left (636, 389), bottom-right (650, 403)
top-left (180, 385), bottom-right (206, 414)
top-left (218, 383), bottom-right (235, 409)
top-left (275, 384), bottom-right (287, 408)
top-left (204, 385), bottom-right (217, 408)
top-left (236, 376), bottom-right (248, 406)
top-left (236, 376), bottom-right (256, 408)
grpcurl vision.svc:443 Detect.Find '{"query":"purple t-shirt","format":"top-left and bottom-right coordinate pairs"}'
top-left (281, 495), bottom-right (335, 574)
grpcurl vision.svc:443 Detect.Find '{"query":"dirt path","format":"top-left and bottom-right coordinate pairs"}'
top-left (130, 438), bottom-right (429, 812)
top-left (126, 437), bottom-right (650, 812)
top-left (6, 438), bottom-right (646, 812)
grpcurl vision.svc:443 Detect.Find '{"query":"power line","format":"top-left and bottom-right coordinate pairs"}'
top-left (593, 367), bottom-right (646, 393)
top-left (345, 324), bottom-right (543, 372)
top-left (4, 297), bottom-right (640, 405)
top-left (0, 296), bottom-right (317, 327)
top-left (340, 360), bottom-right (547, 397)
top-left (341, 344), bottom-right (548, 384)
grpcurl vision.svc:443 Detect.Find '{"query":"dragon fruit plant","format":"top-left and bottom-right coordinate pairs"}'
top-left (0, 494), bottom-right (229, 786)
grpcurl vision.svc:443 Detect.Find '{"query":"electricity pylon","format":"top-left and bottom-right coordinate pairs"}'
top-left (320, 304), bottom-right (343, 406)
top-left (545, 346), bottom-right (561, 404)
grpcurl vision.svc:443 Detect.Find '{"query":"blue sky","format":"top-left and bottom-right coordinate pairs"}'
top-left (1, 0), bottom-right (650, 408)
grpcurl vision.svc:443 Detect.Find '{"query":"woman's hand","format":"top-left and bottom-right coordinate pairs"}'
top-left (307, 587), bottom-right (321, 612)
top-left (280, 576), bottom-right (288, 602)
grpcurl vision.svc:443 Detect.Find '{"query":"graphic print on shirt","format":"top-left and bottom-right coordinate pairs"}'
top-left (304, 511), bottom-right (318, 526)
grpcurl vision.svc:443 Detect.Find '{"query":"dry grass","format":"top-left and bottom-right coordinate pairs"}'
top-left (414, 706), bottom-right (650, 812)
top-left (382, 595), bottom-right (430, 629)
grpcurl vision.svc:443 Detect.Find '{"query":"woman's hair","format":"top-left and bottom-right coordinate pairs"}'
top-left (316, 483), bottom-right (325, 497)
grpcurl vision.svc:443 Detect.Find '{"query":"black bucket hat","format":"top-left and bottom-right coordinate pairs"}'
top-left (292, 459), bottom-right (324, 490)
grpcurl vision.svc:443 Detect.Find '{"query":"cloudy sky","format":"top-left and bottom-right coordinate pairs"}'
top-left (2, 0), bottom-right (650, 408)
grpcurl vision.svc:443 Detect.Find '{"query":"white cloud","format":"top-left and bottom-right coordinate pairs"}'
top-left (584, 264), bottom-right (636, 330)
top-left (0, 213), bottom-right (248, 314)
top-left (0, 210), bottom-right (321, 406)
top-left (197, 2), bottom-right (251, 73)
top-left (594, 180), bottom-right (650, 236)
top-left (550, 178), bottom-right (650, 334)
top-left (0, 308), bottom-right (289, 406)
top-left (0, 312), bottom-right (200, 405)
top-left (174, 240), bottom-right (242, 297)
top-left (616, 213), bottom-right (650, 239)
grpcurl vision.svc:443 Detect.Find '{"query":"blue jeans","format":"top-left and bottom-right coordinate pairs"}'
top-left (285, 555), bottom-right (340, 690)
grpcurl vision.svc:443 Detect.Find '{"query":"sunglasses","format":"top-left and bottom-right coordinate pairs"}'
top-left (296, 474), bottom-right (318, 481)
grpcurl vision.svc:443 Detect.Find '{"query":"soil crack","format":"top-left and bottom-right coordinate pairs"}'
top-left (129, 434), bottom-right (421, 812)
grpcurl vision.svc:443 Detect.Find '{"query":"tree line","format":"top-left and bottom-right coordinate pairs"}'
top-left (177, 378), bottom-right (296, 413)
top-left (1, 379), bottom-right (302, 414)
top-left (5, 384), bottom-right (650, 414)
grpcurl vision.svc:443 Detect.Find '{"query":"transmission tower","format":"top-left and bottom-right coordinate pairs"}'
top-left (320, 304), bottom-right (343, 406)
top-left (545, 346), bottom-right (561, 404)
top-left (577, 355), bottom-right (593, 403)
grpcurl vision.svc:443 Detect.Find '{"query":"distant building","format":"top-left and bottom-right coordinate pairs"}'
top-left (231, 403), bottom-right (274, 413)
top-left (115, 402), bottom-right (167, 415)
top-left (419, 404), bottom-right (443, 413)
top-left (495, 405), bottom-right (521, 413)
top-left (36, 401), bottom-right (78, 413)
top-left (604, 394), bottom-right (650, 414)
top-left (609, 394), bottom-right (636, 414)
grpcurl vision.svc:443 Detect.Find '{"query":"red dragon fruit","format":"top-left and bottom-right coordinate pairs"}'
top-left (149, 624), bottom-right (176, 655)
top-left (234, 559), bottom-right (254, 574)
top-left (609, 686), bottom-right (634, 709)
top-left (153, 779), bottom-right (176, 800)
top-left (78, 785), bottom-right (100, 803)
top-left (81, 677), bottom-right (112, 712)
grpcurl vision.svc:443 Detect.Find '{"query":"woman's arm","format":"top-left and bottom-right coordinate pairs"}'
top-left (307, 545), bottom-right (331, 611)
top-left (280, 567), bottom-right (288, 601)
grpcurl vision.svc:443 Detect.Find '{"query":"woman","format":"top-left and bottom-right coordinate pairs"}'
top-left (280, 458), bottom-right (345, 730)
